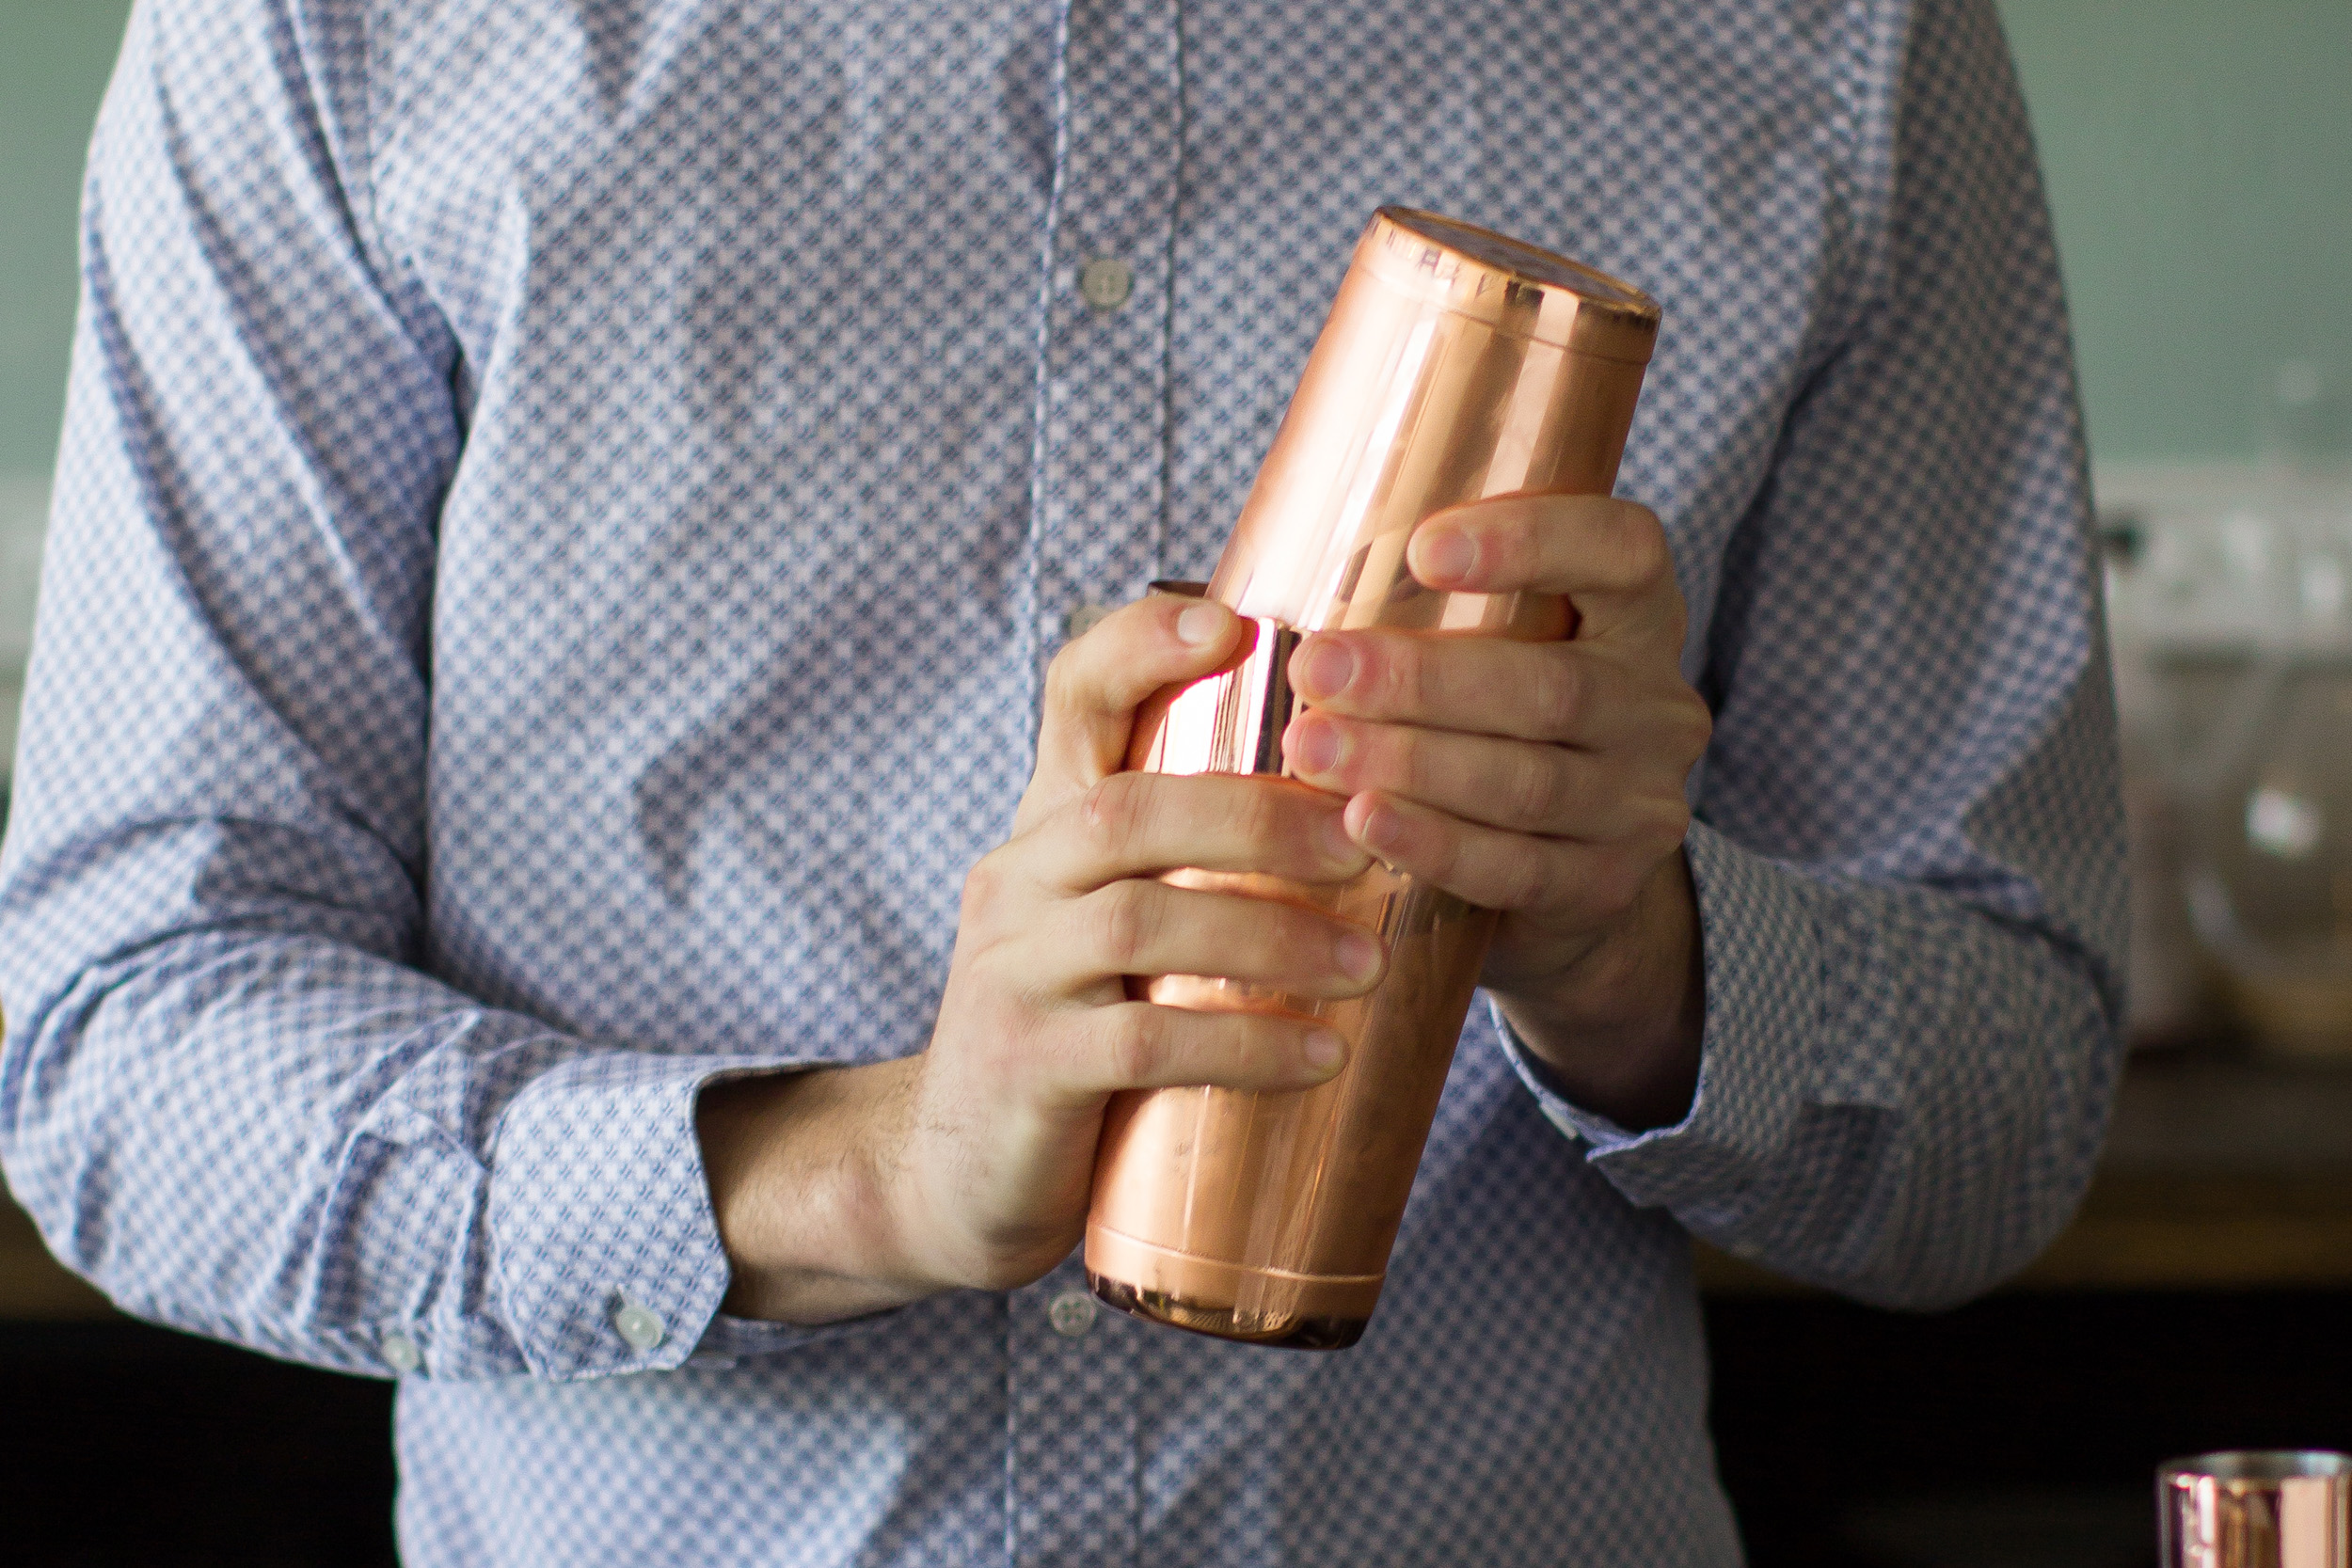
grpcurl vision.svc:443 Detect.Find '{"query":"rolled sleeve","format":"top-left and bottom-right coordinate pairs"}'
top-left (486, 1055), bottom-right (910, 1378)
top-left (1497, 822), bottom-right (1821, 1227)
top-left (486, 1054), bottom-right (743, 1379)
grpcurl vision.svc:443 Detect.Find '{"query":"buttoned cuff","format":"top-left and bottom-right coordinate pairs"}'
top-left (1495, 820), bottom-right (1826, 1224)
top-left (485, 1053), bottom-right (825, 1381)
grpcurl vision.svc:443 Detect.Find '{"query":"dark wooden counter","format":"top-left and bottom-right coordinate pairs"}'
top-left (0, 1186), bottom-right (107, 1319)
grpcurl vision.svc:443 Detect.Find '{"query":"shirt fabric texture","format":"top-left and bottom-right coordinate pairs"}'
top-left (0, 0), bottom-right (2126, 1561)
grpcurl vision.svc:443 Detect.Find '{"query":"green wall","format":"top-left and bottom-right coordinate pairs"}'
top-left (1999, 0), bottom-right (2352, 460)
top-left (1, 0), bottom-right (2346, 472)
top-left (1, 0), bottom-right (134, 478)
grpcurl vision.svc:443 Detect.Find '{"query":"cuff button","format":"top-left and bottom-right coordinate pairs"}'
top-left (380, 1330), bottom-right (422, 1374)
top-left (613, 1298), bottom-right (667, 1352)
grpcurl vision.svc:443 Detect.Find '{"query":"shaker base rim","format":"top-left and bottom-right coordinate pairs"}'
top-left (1087, 1271), bottom-right (1367, 1352)
top-left (1083, 1220), bottom-right (1384, 1351)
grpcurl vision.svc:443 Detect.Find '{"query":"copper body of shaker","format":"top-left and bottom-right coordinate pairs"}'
top-left (1083, 208), bottom-right (1661, 1349)
top-left (2161, 1452), bottom-right (2352, 1568)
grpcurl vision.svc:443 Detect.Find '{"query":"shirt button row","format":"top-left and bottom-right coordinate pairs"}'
top-left (1079, 256), bottom-right (1133, 311)
top-left (1047, 1288), bottom-right (1099, 1338)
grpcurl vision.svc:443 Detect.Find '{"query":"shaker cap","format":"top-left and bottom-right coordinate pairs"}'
top-left (1360, 207), bottom-right (1661, 362)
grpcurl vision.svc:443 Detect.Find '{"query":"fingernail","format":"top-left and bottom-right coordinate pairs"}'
top-left (1295, 637), bottom-right (1355, 700)
top-left (1176, 602), bottom-right (1230, 646)
top-left (1289, 718), bottom-right (1341, 777)
top-left (1304, 1029), bottom-right (1346, 1071)
top-left (1335, 930), bottom-right (1381, 982)
top-left (1416, 523), bottom-right (1477, 585)
top-left (1359, 805), bottom-right (1406, 857)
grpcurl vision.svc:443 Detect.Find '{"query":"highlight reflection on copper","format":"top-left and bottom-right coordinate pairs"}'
top-left (1085, 208), bottom-right (1661, 1349)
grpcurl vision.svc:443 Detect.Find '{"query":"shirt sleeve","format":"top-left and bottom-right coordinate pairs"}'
top-left (0, 0), bottom-right (830, 1381)
top-left (1498, 0), bottom-right (2128, 1310)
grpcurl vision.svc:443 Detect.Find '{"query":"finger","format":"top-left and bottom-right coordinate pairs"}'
top-left (1345, 789), bottom-right (1689, 924)
top-left (1289, 629), bottom-right (1645, 746)
top-left (1017, 770), bottom-right (1374, 895)
top-left (1031, 595), bottom-right (1243, 802)
top-left (1019, 878), bottom-right (1384, 1000)
top-left (1285, 710), bottom-right (1664, 838)
top-left (1052, 1002), bottom-right (1349, 1098)
top-left (1406, 494), bottom-right (1684, 648)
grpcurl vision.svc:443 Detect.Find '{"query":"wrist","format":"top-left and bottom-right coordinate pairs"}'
top-left (1492, 851), bottom-right (1705, 1131)
top-left (696, 1058), bottom-right (936, 1324)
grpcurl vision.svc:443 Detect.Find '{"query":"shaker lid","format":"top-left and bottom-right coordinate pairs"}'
top-left (1361, 207), bottom-right (1661, 362)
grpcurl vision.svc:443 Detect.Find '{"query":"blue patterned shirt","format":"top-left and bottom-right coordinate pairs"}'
top-left (0, 0), bottom-right (2124, 1561)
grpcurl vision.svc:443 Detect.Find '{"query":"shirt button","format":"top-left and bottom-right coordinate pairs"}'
top-left (380, 1330), bottom-right (422, 1374)
top-left (1047, 1289), bottom-right (1099, 1338)
top-left (1078, 256), bottom-right (1134, 310)
top-left (612, 1298), bottom-right (666, 1352)
top-left (1065, 602), bottom-right (1112, 639)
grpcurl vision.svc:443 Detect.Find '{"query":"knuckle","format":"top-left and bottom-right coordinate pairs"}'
top-left (1080, 773), bottom-right (1144, 854)
top-left (1106, 1006), bottom-right (1167, 1085)
top-left (1404, 644), bottom-right (1447, 713)
top-left (1243, 780), bottom-right (1298, 858)
top-left (1041, 642), bottom-right (1087, 714)
top-left (1616, 508), bottom-right (1673, 587)
top-left (961, 850), bottom-right (1010, 913)
top-left (1358, 640), bottom-right (1413, 713)
top-left (1096, 879), bottom-right (1164, 972)
top-left (1532, 655), bottom-right (1583, 736)
top-left (1503, 748), bottom-right (1561, 828)
top-left (1389, 728), bottom-right (1433, 799)
top-left (1677, 696), bottom-right (1714, 760)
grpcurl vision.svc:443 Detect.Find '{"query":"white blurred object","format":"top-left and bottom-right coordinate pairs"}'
top-left (2102, 507), bottom-right (2210, 1048)
top-left (2105, 366), bottom-right (2352, 1057)
top-left (2185, 660), bottom-right (2352, 1058)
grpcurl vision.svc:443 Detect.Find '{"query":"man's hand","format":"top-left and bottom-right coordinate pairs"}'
top-left (1279, 495), bottom-right (1712, 1131)
top-left (700, 595), bottom-right (1384, 1323)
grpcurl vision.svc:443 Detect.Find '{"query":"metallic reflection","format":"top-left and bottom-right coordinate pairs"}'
top-left (1085, 209), bottom-right (1661, 1348)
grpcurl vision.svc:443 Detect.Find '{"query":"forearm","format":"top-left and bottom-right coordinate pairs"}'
top-left (696, 1059), bottom-right (940, 1324)
top-left (1489, 849), bottom-right (1706, 1132)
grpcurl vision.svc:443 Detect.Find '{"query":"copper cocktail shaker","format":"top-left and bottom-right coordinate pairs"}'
top-left (1084, 208), bottom-right (1661, 1348)
top-left (2161, 1452), bottom-right (2352, 1567)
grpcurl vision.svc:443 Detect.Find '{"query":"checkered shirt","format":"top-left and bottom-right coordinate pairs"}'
top-left (0, 0), bottom-right (2125, 1561)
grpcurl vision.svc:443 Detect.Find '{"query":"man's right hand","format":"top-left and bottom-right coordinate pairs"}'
top-left (699, 595), bottom-right (1385, 1323)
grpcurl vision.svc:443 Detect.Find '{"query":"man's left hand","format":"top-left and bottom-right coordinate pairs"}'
top-left (1280, 493), bottom-right (1712, 1130)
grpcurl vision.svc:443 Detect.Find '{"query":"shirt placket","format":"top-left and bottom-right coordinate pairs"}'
top-left (1028, 0), bottom-right (1182, 668)
top-left (1009, 1255), bottom-right (1143, 1568)
top-left (1009, 0), bottom-right (1180, 1563)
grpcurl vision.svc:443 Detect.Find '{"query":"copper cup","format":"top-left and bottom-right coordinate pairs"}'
top-left (2161, 1452), bottom-right (2352, 1568)
top-left (1083, 208), bottom-right (1661, 1348)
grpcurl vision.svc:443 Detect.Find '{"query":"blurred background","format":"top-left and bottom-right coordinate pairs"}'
top-left (1, 1), bottom-right (2348, 1564)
